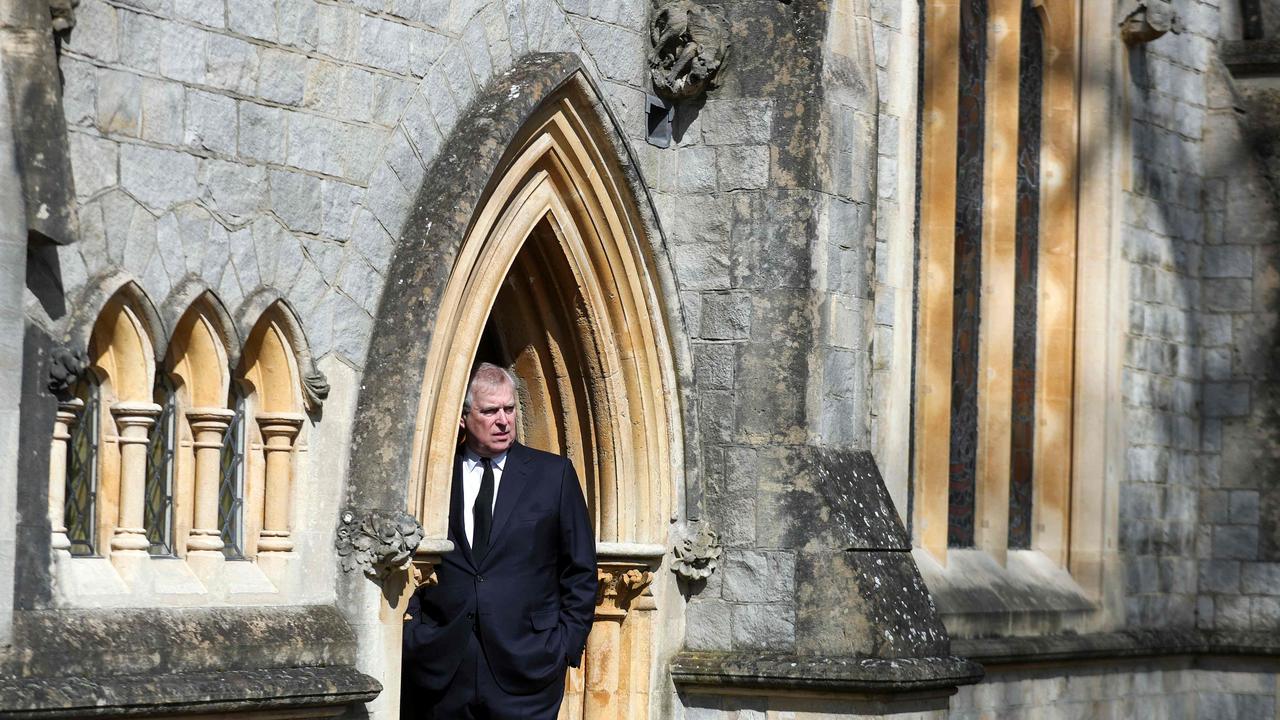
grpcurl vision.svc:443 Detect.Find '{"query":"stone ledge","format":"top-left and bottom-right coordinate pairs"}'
top-left (670, 652), bottom-right (984, 695)
top-left (1222, 39), bottom-right (1280, 76)
top-left (954, 629), bottom-right (1280, 666)
top-left (3, 605), bottom-right (359, 678)
top-left (0, 666), bottom-right (380, 718)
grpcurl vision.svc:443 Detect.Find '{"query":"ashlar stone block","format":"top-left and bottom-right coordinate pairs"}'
top-left (120, 144), bottom-right (198, 211)
top-left (184, 89), bottom-right (238, 156)
top-left (722, 549), bottom-right (795, 603)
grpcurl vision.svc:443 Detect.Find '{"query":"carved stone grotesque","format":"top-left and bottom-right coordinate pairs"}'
top-left (46, 346), bottom-right (88, 398)
top-left (671, 524), bottom-right (722, 580)
top-left (49, 0), bottom-right (79, 33)
top-left (1120, 0), bottom-right (1183, 45)
top-left (335, 508), bottom-right (424, 581)
top-left (649, 1), bottom-right (730, 102)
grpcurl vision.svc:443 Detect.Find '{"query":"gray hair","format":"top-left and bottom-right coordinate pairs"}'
top-left (462, 362), bottom-right (518, 415)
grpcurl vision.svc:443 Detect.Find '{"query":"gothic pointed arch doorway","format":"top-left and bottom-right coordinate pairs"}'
top-left (406, 89), bottom-right (680, 720)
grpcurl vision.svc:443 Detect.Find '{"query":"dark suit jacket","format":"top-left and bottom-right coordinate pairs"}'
top-left (402, 442), bottom-right (597, 696)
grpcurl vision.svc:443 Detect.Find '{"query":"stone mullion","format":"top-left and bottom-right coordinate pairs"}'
top-left (1033, 0), bottom-right (1081, 568)
top-left (109, 401), bottom-right (162, 554)
top-left (185, 407), bottom-right (235, 553)
top-left (48, 398), bottom-right (83, 554)
top-left (973, 0), bottom-right (1023, 563)
top-left (915, 0), bottom-right (963, 561)
top-left (256, 412), bottom-right (304, 553)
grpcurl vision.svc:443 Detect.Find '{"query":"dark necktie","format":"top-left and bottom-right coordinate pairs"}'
top-left (472, 457), bottom-right (494, 563)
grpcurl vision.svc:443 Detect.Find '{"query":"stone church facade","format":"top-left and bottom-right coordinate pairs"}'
top-left (1, 0), bottom-right (1279, 717)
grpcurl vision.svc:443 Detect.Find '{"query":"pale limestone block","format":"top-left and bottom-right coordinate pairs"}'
top-left (120, 144), bottom-right (198, 211)
top-left (96, 68), bottom-right (141, 137)
top-left (227, 0), bottom-right (277, 42)
top-left (197, 158), bottom-right (268, 222)
top-left (69, 132), bottom-right (118, 200)
top-left (184, 89), bottom-right (238, 155)
top-left (138, 78), bottom-right (184, 145)
top-left (206, 34), bottom-right (260, 95)
top-left (258, 48), bottom-right (307, 106)
top-left (158, 23), bottom-right (209, 83)
top-left (238, 101), bottom-right (287, 164)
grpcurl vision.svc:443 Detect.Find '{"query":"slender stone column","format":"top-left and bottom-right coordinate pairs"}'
top-left (256, 412), bottom-right (304, 553)
top-left (48, 398), bottom-right (83, 554)
top-left (584, 561), bottom-right (653, 720)
top-left (186, 407), bottom-right (235, 553)
top-left (109, 401), bottom-right (161, 553)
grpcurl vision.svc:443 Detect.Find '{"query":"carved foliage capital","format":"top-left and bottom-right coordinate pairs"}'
top-left (335, 507), bottom-right (424, 581)
top-left (596, 562), bottom-right (655, 619)
top-left (649, 1), bottom-right (730, 102)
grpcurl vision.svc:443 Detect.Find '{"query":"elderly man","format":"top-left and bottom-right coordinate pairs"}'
top-left (402, 363), bottom-right (597, 719)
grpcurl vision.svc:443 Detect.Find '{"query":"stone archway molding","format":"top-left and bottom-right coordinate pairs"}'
top-left (340, 54), bottom-right (695, 719)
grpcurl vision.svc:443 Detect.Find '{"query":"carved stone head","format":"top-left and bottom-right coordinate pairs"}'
top-left (649, 1), bottom-right (730, 102)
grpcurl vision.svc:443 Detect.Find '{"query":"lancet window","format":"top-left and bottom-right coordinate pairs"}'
top-left (916, 0), bottom-right (1080, 565)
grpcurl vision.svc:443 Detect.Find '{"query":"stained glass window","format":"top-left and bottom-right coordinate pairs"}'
top-left (947, 0), bottom-right (989, 549)
top-left (219, 390), bottom-right (246, 559)
top-left (65, 380), bottom-right (100, 557)
top-left (1008, 0), bottom-right (1044, 551)
top-left (145, 377), bottom-right (177, 556)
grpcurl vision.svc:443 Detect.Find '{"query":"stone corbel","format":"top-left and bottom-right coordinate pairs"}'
top-left (671, 523), bottom-right (722, 581)
top-left (302, 368), bottom-right (330, 414)
top-left (49, 0), bottom-right (79, 34)
top-left (649, 1), bottom-right (730, 102)
top-left (1120, 0), bottom-right (1183, 45)
top-left (335, 508), bottom-right (425, 581)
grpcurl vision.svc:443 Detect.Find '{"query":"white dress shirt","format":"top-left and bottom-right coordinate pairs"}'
top-left (461, 447), bottom-right (508, 547)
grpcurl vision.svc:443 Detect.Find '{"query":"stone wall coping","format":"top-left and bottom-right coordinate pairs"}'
top-left (0, 666), bottom-right (380, 718)
top-left (669, 651), bottom-right (984, 695)
top-left (953, 629), bottom-right (1280, 666)
top-left (1222, 38), bottom-right (1280, 76)
top-left (596, 542), bottom-right (668, 560)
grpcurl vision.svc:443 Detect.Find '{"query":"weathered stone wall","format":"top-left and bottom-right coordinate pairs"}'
top-left (1122, 0), bottom-right (1280, 636)
top-left (952, 660), bottom-right (1279, 719)
top-left (1120, 2), bottom-right (1218, 630)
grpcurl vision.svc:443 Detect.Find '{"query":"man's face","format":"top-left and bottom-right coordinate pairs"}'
top-left (461, 381), bottom-right (516, 457)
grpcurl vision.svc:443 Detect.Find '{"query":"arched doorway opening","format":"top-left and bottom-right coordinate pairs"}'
top-left (407, 90), bottom-right (680, 719)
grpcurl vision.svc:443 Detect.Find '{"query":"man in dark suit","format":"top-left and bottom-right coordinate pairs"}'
top-left (402, 363), bottom-right (597, 719)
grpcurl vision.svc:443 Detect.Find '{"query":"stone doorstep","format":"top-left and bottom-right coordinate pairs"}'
top-left (0, 666), bottom-right (380, 719)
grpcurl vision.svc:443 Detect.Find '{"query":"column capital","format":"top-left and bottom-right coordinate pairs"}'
top-left (186, 406), bottom-right (236, 430)
top-left (110, 401), bottom-right (161, 424)
top-left (56, 396), bottom-right (84, 419)
top-left (595, 561), bottom-right (655, 620)
top-left (256, 412), bottom-right (305, 441)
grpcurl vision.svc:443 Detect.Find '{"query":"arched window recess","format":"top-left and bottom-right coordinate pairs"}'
top-left (166, 293), bottom-right (237, 558)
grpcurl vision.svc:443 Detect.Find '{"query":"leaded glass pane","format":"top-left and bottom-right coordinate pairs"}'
top-left (65, 381), bottom-right (100, 557)
top-left (219, 393), bottom-right (246, 559)
top-left (1008, 0), bottom-right (1044, 551)
top-left (947, 0), bottom-right (988, 549)
top-left (145, 378), bottom-right (177, 556)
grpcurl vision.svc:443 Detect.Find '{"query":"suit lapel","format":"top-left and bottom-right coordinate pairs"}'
top-left (449, 453), bottom-right (476, 570)
top-left (481, 443), bottom-right (535, 569)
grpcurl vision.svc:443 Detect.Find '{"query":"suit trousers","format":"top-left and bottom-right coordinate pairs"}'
top-left (402, 626), bottom-right (566, 720)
